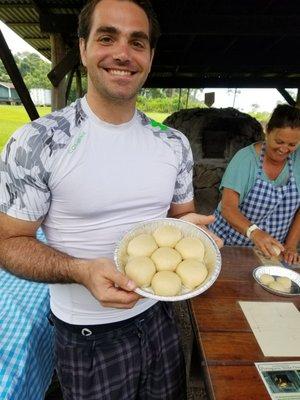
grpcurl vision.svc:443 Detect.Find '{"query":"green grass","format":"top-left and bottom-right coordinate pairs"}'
top-left (0, 105), bottom-right (51, 151)
top-left (0, 106), bottom-right (170, 152)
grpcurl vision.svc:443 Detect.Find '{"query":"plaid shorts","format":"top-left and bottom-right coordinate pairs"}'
top-left (51, 302), bottom-right (186, 400)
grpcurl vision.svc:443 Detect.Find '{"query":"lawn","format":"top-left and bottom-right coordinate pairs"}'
top-left (0, 105), bottom-right (169, 152)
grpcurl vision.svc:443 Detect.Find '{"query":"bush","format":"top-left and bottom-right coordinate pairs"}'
top-left (137, 95), bottom-right (205, 113)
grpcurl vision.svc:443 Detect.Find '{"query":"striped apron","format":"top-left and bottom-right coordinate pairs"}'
top-left (210, 143), bottom-right (300, 246)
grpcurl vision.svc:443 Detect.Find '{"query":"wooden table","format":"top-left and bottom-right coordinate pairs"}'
top-left (188, 246), bottom-right (300, 400)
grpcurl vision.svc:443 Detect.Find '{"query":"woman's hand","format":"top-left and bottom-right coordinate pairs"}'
top-left (250, 229), bottom-right (285, 258)
top-left (282, 245), bottom-right (300, 265)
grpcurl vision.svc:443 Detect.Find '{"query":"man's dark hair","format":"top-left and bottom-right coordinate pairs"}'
top-left (78, 0), bottom-right (161, 49)
top-left (267, 104), bottom-right (300, 132)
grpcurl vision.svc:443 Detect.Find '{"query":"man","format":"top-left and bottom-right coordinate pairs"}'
top-left (0, 0), bottom-right (219, 399)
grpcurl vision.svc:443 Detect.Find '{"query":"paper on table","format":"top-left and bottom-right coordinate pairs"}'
top-left (239, 301), bottom-right (300, 357)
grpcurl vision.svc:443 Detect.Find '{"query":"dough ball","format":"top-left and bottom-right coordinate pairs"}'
top-left (268, 281), bottom-right (289, 292)
top-left (153, 225), bottom-right (182, 247)
top-left (272, 245), bottom-right (282, 257)
top-left (276, 276), bottom-right (292, 290)
top-left (125, 257), bottom-right (156, 287)
top-left (176, 259), bottom-right (208, 289)
top-left (151, 247), bottom-right (182, 271)
top-left (151, 271), bottom-right (182, 296)
top-left (259, 274), bottom-right (275, 285)
top-left (175, 237), bottom-right (205, 260)
top-left (127, 234), bottom-right (158, 257)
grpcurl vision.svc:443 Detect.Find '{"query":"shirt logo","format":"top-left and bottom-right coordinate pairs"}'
top-left (68, 132), bottom-right (86, 153)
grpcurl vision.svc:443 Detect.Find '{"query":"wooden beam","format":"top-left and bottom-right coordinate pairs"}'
top-left (276, 88), bottom-right (296, 106)
top-left (160, 15), bottom-right (300, 36)
top-left (47, 46), bottom-right (79, 87)
top-left (0, 29), bottom-right (39, 121)
top-left (145, 75), bottom-right (300, 89)
top-left (40, 13), bottom-right (77, 33)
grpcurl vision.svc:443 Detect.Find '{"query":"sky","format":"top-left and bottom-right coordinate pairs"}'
top-left (0, 21), bottom-right (295, 112)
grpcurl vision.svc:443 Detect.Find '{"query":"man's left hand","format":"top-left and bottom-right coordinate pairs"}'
top-left (179, 213), bottom-right (223, 248)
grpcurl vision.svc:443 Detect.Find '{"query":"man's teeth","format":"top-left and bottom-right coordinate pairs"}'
top-left (109, 69), bottom-right (131, 76)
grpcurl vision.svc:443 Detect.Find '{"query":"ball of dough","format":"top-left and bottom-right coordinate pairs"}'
top-left (151, 271), bottom-right (182, 296)
top-left (125, 257), bottom-right (156, 287)
top-left (176, 259), bottom-right (208, 289)
top-left (268, 281), bottom-right (289, 292)
top-left (272, 245), bottom-right (282, 257)
top-left (151, 247), bottom-right (182, 271)
top-left (153, 225), bottom-right (182, 247)
top-left (276, 276), bottom-right (292, 290)
top-left (127, 234), bottom-right (158, 257)
top-left (175, 237), bottom-right (205, 260)
top-left (259, 274), bottom-right (275, 285)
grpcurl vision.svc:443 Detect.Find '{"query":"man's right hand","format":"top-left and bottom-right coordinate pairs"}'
top-left (80, 258), bottom-right (141, 309)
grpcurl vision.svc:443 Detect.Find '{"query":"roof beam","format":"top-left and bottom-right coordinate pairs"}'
top-left (277, 88), bottom-right (296, 106)
top-left (161, 15), bottom-right (300, 35)
top-left (146, 75), bottom-right (300, 89)
top-left (39, 13), bottom-right (78, 33)
top-left (0, 29), bottom-right (39, 120)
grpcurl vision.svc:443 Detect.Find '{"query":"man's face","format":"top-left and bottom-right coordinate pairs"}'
top-left (80, 0), bottom-right (154, 103)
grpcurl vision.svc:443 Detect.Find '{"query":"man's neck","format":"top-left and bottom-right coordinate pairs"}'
top-left (86, 92), bottom-right (136, 124)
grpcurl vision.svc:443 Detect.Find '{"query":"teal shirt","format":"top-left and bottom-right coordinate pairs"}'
top-left (218, 143), bottom-right (300, 207)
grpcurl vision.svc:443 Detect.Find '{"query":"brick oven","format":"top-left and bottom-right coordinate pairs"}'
top-left (164, 107), bottom-right (263, 214)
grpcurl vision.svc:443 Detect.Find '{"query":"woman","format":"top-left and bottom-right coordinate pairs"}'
top-left (210, 104), bottom-right (300, 264)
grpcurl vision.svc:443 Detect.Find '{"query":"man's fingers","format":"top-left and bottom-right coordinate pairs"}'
top-left (180, 213), bottom-right (215, 226)
top-left (103, 267), bottom-right (137, 292)
top-left (101, 285), bottom-right (141, 307)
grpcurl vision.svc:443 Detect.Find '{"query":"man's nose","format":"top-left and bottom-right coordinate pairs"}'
top-left (113, 42), bottom-right (131, 63)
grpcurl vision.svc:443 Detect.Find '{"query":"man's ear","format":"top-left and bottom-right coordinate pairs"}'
top-left (79, 38), bottom-right (87, 67)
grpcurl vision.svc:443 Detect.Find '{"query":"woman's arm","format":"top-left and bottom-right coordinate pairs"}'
top-left (283, 209), bottom-right (300, 264)
top-left (221, 188), bottom-right (284, 257)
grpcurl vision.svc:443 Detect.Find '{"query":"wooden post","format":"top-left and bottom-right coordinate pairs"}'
top-left (76, 68), bottom-right (83, 98)
top-left (50, 33), bottom-right (67, 110)
top-left (296, 89), bottom-right (300, 109)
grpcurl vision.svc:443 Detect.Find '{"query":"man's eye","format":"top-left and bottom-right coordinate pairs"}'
top-left (132, 41), bottom-right (145, 49)
top-left (99, 36), bottom-right (113, 44)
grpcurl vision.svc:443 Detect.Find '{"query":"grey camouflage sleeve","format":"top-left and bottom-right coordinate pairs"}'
top-left (0, 125), bottom-right (51, 221)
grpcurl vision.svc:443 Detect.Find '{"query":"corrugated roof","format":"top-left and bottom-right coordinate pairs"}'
top-left (1, 0), bottom-right (300, 88)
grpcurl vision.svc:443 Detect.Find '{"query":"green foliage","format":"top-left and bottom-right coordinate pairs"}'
top-left (0, 52), bottom-right (51, 89)
top-left (137, 94), bottom-right (205, 113)
top-left (249, 111), bottom-right (270, 125)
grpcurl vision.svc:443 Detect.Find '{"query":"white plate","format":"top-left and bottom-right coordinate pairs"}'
top-left (114, 218), bottom-right (222, 301)
top-left (253, 265), bottom-right (300, 297)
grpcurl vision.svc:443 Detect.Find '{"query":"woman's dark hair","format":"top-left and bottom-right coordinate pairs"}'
top-left (78, 0), bottom-right (161, 49)
top-left (267, 104), bottom-right (300, 132)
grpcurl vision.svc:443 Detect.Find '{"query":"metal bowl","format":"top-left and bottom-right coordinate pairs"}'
top-left (114, 218), bottom-right (222, 301)
top-left (253, 265), bottom-right (300, 297)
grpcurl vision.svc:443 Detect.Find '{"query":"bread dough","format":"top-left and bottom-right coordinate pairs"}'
top-left (151, 247), bottom-right (182, 271)
top-left (151, 271), bottom-right (182, 296)
top-left (127, 234), bottom-right (158, 257)
top-left (125, 256), bottom-right (156, 287)
top-left (175, 237), bottom-right (205, 260)
top-left (153, 225), bottom-right (182, 247)
top-left (268, 281), bottom-right (289, 292)
top-left (272, 245), bottom-right (282, 257)
top-left (259, 274), bottom-right (275, 285)
top-left (276, 276), bottom-right (292, 290)
top-left (176, 259), bottom-right (208, 289)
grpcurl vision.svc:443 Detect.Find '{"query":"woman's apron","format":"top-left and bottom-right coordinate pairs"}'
top-left (210, 143), bottom-right (300, 246)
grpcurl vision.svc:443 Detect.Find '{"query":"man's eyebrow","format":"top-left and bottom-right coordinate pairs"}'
top-left (130, 31), bottom-right (150, 42)
top-left (94, 26), bottom-right (149, 42)
top-left (95, 26), bottom-right (119, 35)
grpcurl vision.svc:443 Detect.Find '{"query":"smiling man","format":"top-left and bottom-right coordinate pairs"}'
top-left (0, 1), bottom-right (218, 399)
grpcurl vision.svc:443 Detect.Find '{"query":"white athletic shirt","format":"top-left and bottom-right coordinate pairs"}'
top-left (0, 97), bottom-right (194, 324)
